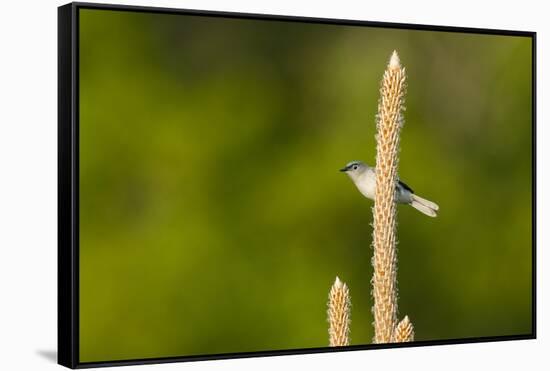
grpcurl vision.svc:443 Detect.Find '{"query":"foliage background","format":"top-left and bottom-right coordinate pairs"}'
top-left (79, 8), bottom-right (532, 362)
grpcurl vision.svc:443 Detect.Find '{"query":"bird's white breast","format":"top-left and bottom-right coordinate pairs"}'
top-left (355, 171), bottom-right (376, 200)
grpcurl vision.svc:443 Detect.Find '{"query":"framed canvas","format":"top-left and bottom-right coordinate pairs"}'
top-left (58, 2), bottom-right (536, 368)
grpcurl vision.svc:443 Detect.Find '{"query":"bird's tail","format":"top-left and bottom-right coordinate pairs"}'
top-left (410, 194), bottom-right (439, 217)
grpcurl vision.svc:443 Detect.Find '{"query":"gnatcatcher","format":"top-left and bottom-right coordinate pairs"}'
top-left (340, 160), bottom-right (439, 217)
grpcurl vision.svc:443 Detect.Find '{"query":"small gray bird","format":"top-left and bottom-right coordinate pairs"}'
top-left (340, 161), bottom-right (439, 217)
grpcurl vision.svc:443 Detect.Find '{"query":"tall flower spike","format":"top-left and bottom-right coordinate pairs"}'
top-left (392, 316), bottom-right (415, 342)
top-left (328, 276), bottom-right (351, 346)
top-left (371, 50), bottom-right (407, 343)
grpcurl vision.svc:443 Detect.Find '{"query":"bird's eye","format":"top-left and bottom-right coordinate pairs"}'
top-left (353, 165), bottom-right (358, 170)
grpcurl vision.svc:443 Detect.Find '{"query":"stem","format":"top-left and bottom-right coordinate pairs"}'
top-left (328, 276), bottom-right (351, 346)
top-left (371, 50), bottom-right (407, 343)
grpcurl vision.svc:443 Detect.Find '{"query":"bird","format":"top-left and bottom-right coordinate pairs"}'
top-left (340, 160), bottom-right (439, 217)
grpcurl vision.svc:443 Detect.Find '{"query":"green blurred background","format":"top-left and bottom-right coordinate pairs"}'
top-left (78, 8), bottom-right (532, 362)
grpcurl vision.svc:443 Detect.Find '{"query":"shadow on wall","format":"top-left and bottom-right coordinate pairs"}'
top-left (36, 350), bottom-right (57, 363)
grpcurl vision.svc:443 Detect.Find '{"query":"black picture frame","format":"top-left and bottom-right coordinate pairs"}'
top-left (58, 2), bottom-right (537, 368)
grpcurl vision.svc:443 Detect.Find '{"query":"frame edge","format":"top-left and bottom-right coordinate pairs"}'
top-left (58, 2), bottom-right (79, 369)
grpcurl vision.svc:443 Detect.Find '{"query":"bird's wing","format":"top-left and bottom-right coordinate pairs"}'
top-left (398, 179), bottom-right (414, 193)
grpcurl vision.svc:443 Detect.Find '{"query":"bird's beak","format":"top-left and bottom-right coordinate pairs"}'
top-left (339, 167), bottom-right (348, 172)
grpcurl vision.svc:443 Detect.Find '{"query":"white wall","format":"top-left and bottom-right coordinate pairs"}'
top-left (0, 1), bottom-right (545, 370)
